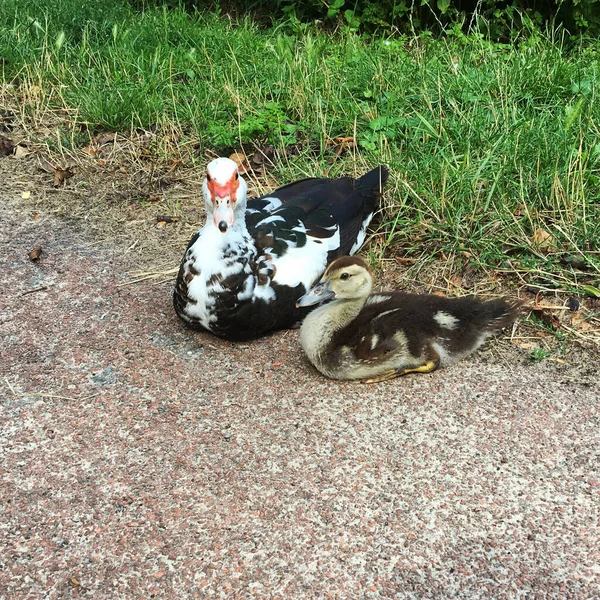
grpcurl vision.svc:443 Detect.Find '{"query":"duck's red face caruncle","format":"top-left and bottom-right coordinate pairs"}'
top-left (205, 158), bottom-right (242, 233)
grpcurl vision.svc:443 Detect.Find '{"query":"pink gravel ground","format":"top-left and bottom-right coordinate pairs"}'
top-left (1, 163), bottom-right (599, 599)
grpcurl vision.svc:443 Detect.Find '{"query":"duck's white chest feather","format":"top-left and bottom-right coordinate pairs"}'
top-left (183, 224), bottom-right (256, 328)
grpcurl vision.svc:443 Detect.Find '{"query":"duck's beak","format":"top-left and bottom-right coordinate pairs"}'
top-left (296, 279), bottom-right (335, 308)
top-left (207, 178), bottom-right (237, 232)
top-left (212, 196), bottom-right (234, 232)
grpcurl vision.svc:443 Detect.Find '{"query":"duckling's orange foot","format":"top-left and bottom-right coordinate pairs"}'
top-left (361, 369), bottom-right (402, 384)
top-left (398, 359), bottom-right (439, 377)
top-left (361, 359), bottom-right (439, 384)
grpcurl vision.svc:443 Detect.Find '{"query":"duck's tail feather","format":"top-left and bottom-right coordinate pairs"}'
top-left (340, 165), bottom-right (389, 255)
top-left (354, 165), bottom-right (389, 214)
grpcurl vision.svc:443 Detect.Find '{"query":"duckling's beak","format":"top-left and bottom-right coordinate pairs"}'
top-left (296, 279), bottom-right (335, 308)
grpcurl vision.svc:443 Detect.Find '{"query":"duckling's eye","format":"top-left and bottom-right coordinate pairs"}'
top-left (340, 272), bottom-right (350, 281)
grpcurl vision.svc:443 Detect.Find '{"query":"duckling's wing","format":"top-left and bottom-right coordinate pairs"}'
top-left (340, 294), bottom-right (427, 362)
top-left (350, 292), bottom-right (520, 365)
top-left (354, 333), bottom-right (403, 361)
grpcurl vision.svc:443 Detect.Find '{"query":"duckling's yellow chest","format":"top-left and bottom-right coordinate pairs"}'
top-left (299, 307), bottom-right (336, 363)
top-left (299, 299), bottom-right (364, 377)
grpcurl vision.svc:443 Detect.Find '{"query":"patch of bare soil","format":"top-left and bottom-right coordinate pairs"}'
top-left (1, 146), bottom-right (599, 598)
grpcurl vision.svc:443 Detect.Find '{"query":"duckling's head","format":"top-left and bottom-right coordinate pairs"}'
top-left (297, 256), bottom-right (373, 307)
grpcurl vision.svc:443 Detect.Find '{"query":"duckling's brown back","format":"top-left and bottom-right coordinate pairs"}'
top-left (333, 292), bottom-right (521, 365)
top-left (432, 295), bottom-right (522, 358)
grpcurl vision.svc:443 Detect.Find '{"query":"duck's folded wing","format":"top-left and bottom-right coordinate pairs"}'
top-left (245, 177), bottom-right (323, 217)
top-left (247, 166), bottom-right (387, 256)
top-left (246, 202), bottom-right (340, 290)
top-left (248, 203), bottom-right (340, 257)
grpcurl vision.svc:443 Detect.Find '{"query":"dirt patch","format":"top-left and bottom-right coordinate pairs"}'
top-left (1, 153), bottom-right (599, 598)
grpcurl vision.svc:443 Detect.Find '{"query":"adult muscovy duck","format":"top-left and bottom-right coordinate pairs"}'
top-left (173, 157), bottom-right (389, 341)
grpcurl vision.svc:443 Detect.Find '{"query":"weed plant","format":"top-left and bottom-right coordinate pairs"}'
top-left (1, 1), bottom-right (599, 291)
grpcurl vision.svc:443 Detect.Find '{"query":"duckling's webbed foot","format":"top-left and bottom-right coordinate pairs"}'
top-left (362, 369), bottom-right (403, 384)
top-left (361, 353), bottom-right (440, 384)
top-left (396, 358), bottom-right (439, 377)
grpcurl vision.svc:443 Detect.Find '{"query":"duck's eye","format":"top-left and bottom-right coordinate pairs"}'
top-left (235, 172), bottom-right (239, 180)
top-left (340, 272), bottom-right (350, 281)
top-left (206, 172), bottom-right (212, 182)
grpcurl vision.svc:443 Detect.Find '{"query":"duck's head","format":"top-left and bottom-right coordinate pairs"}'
top-left (297, 256), bottom-right (374, 307)
top-left (202, 157), bottom-right (248, 233)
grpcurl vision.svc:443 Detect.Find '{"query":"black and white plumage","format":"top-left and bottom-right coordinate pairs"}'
top-left (173, 158), bottom-right (389, 341)
top-left (297, 256), bottom-right (522, 382)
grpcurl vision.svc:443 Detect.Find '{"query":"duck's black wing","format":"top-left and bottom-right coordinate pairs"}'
top-left (245, 166), bottom-right (389, 260)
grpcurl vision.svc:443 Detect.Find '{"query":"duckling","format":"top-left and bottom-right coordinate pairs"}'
top-left (296, 256), bottom-right (521, 382)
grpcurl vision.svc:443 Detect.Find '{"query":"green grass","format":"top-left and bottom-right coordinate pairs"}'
top-left (1, 0), bottom-right (600, 293)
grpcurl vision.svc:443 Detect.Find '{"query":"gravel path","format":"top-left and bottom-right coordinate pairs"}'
top-left (1, 163), bottom-right (599, 599)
